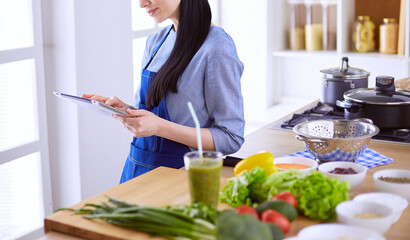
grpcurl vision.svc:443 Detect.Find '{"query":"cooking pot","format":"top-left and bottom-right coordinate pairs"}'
top-left (336, 76), bottom-right (410, 130)
top-left (320, 57), bottom-right (370, 106)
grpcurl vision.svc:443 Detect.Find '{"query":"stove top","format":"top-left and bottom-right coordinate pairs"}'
top-left (273, 102), bottom-right (410, 144)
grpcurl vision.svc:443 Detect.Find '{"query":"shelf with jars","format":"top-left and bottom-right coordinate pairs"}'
top-left (273, 0), bottom-right (408, 59)
top-left (268, 0), bottom-right (410, 108)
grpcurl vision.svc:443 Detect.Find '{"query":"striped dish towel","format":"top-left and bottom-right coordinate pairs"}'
top-left (287, 148), bottom-right (393, 168)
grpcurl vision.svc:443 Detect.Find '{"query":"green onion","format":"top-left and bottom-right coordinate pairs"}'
top-left (57, 196), bottom-right (217, 240)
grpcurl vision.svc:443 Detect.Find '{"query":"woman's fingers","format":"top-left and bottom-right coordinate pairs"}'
top-left (82, 94), bottom-right (128, 110)
top-left (105, 96), bottom-right (127, 108)
top-left (126, 109), bottom-right (149, 117)
top-left (82, 93), bottom-right (109, 102)
top-left (82, 93), bottom-right (95, 98)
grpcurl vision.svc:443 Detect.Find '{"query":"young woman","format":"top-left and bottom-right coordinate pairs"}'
top-left (84, 0), bottom-right (245, 183)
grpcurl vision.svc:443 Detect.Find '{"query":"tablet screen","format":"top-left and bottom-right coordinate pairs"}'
top-left (54, 92), bottom-right (131, 117)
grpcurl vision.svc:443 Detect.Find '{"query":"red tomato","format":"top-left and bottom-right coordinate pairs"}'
top-left (261, 209), bottom-right (291, 234)
top-left (272, 192), bottom-right (297, 208)
top-left (235, 205), bottom-right (259, 219)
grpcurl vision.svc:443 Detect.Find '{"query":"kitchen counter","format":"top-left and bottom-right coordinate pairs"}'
top-left (41, 122), bottom-right (410, 240)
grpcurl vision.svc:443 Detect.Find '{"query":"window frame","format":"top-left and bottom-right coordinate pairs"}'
top-left (0, 0), bottom-right (52, 238)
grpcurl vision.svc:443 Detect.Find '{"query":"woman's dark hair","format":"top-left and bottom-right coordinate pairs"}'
top-left (146, 0), bottom-right (211, 108)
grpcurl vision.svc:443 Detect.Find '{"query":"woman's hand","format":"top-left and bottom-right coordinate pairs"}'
top-left (113, 109), bottom-right (166, 138)
top-left (114, 109), bottom-right (216, 150)
top-left (82, 93), bottom-right (130, 112)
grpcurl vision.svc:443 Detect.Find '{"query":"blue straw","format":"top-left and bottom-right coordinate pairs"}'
top-left (187, 102), bottom-right (203, 158)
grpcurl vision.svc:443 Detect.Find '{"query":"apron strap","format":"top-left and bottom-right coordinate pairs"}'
top-left (143, 25), bottom-right (174, 70)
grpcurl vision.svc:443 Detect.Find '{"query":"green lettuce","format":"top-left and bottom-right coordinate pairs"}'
top-left (219, 167), bottom-right (305, 207)
top-left (260, 169), bottom-right (305, 201)
top-left (219, 167), bottom-right (267, 207)
top-left (290, 170), bottom-right (350, 222)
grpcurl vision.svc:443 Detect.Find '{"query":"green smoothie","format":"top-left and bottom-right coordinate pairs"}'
top-left (187, 158), bottom-right (222, 207)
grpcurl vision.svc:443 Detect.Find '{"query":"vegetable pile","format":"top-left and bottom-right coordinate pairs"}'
top-left (233, 193), bottom-right (300, 238)
top-left (220, 166), bottom-right (350, 222)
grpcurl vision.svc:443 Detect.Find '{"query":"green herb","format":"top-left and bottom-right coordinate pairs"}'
top-left (58, 195), bottom-right (216, 240)
top-left (290, 171), bottom-right (349, 222)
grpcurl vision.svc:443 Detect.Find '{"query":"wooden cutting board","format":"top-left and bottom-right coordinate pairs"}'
top-left (44, 167), bottom-right (230, 240)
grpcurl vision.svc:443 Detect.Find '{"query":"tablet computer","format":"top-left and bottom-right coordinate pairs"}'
top-left (53, 92), bottom-right (131, 117)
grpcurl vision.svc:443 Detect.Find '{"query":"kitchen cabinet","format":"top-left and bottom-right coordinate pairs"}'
top-left (269, 0), bottom-right (410, 105)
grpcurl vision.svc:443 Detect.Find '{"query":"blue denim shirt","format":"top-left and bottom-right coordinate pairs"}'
top-left (135, 25), bottom-right (245, 155)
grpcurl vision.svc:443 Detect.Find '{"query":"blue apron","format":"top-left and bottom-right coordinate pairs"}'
top-left (120, 26), bottom-right (190, 183)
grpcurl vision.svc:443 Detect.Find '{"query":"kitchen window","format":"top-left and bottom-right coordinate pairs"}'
top-left (0, 0), bottom-right (52, 239)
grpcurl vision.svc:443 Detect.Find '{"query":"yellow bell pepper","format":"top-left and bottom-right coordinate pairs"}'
top-left (233, 151), bottom-right (277, 177)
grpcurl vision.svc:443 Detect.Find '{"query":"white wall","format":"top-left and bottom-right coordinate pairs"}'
top-left (220, 0), bottom-right (269, 124)
top-left (43, 0), bottom-right (134, 210)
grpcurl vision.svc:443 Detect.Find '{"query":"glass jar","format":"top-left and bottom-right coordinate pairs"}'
top-left (379, 18), bottom-right (399, 54)
top-left (320, 0), bottom-right (337, 50)
top-left (304, 0), bottom-right (323, 51)
top-left (288, 0), bottom-right (306, 50)
top-left (352, 16), bottom-right (375, 53)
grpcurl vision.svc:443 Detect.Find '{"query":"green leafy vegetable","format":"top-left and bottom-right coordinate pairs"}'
top-left (290, 170), bottom-right (350, 222)
top-left (260, 169), bottom-right (305, 201)
top-left (219, 167), bottom-right (305, 207)
top-left (219, 167), bottom-right (267, 207)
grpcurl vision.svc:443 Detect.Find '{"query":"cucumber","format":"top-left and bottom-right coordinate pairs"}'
top-left (255, 200), bottom-right (298, 222)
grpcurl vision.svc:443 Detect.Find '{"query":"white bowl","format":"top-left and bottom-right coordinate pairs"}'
top-left (297, 223), bottom-right (385, 240)
top-left (336, 200), bottom-right (395, 234)
top-left (274, 156), bottom-right (318, 174)
top-left (354, 192), bottom-right (409, 223)
top-left (373, 169), bottom-right (410, 200)
top-left (318, 162), bottom-right (367, 191)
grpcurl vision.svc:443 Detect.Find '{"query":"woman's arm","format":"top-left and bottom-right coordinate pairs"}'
top-left (113, 109), bottom-right (215, 151)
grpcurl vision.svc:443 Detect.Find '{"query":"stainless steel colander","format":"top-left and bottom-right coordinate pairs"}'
top-left (293, 119), bottom-right (380, 162)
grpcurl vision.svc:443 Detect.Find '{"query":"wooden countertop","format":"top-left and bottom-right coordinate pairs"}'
top-left (41, 124), bottom-right (410, 240)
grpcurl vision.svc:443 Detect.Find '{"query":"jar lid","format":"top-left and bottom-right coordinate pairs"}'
top-left (320, 57), bottom-right (370, 80)
top-left (383, 18), bottom-right (397, 23)
top-left (344, 88), bottom-right (410, 105)
top-left (358, 16), bottom-right (371, 21)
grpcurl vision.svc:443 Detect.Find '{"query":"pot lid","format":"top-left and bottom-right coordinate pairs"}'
top-left (320, 57), bottom-right (370, 80)
top-left (344, 88), bottom-right (410, 105)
